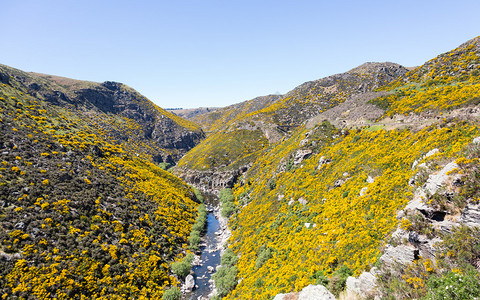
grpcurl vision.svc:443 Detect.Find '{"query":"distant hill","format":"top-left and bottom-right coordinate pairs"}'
top-left (191, 94), bottom-right (282, 132)
top-left (166, 107), bottom-right (219, 120)
top-left (174, 62), bottom-right (408, 192)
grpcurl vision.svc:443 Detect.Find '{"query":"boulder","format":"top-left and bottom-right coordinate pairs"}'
top-left (380, 244), bottom-right (417, 266)
top-left (359, 187), bottom-right (368, 196)
top-left (298, 197), bottom-right (308, 205)
top-left (346, 271), bottom-right (377, 298)
top-left (185, 274), bottom-right (195, 292)
top-left (317, 156), bottom-right (331, 170)
top-left (274, 284), bottom-right (335, 300)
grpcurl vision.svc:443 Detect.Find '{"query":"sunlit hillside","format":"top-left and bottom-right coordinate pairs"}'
top-left (0, 67), bottom-right (204, 298)
top-left (176, 36), bottom-right (480, 299)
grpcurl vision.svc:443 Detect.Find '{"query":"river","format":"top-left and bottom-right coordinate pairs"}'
top-left (183, 195), bottom-right (223, 300)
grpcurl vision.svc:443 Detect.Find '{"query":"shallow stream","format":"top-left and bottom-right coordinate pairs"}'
top-left (183, 194), bottom-right (222, 300)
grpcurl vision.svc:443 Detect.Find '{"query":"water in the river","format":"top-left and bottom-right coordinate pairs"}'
top-left (184, 194), bottom-right (221, 300)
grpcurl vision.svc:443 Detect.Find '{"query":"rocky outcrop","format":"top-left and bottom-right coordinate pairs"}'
top-left (75, 82), bottom-right (204, 158)
top-left (273, 284), bottom-right (335, 300)
top-left (293, 149), bottom-right (313, 166)
top-left (380, 244), bottom-right (418, 266)
top-left (460, 202), bottom-right (480, 227)
top-left (346, 270), bottom-right (378, 299)
top-left (0, 70), bottom-right (10, 85)
top-left (0, 64), bottom-right (205, 162)
top-left (176, 165), bottom-right (250, 195)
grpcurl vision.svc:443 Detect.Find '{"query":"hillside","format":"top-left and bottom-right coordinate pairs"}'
top-left (0, 65), bottom-right (204, 163)
top-left (166, 107), bottom-right (219, 121)
top-left (0, 67), bottom-right (204, 298)
top-left (174, 62), bottom-right (408, 193)
top-left (191, 94), bottom-right (282, 132)
top-left (3, 35), bottom-right (480, 300)
top-left (175, 36), bottom-right (480, 299)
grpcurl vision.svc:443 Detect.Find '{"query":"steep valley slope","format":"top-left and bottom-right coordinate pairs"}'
top-left (174, 62), bottom-right (408, 194)
top-left (0, 66), bottom-right (205, 299)
top-left (176, 36), bottom-right (480, 299)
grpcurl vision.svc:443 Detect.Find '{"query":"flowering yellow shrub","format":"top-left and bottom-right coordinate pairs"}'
top-left (373, 37), bottom-right (480, 116)
top-left (226, 121), bottom-right (479, 299)
top-left (0, 73), bottom-right (202, 298)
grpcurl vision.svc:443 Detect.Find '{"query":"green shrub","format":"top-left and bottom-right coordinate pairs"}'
top-left (192, 222), bottom-right (204, 233)
top-left (423, 268), bottom-right (480, 299)
top-left (327, 265), bottom-right (353, 296)
top-left (162, 286), bottom-right (181, 300)
top-left (438, 225), bottom-right (480, 268)
top-left (219, 188), bottom-right (236, 217)
top-left (221, 248), bottom-right (238, 267)
top-left (189, 204), bottom-right (207, 250)
top-left (193, 187), bottom-right (204, 203)
top-left (255, 247), bottom-right (272, 269)
top-left (311, 270), bottom-right (329, 286)
top-left (188, 232), bottom-right (201, 248)
top-left (221, 201), bottom-right (236, 217)
top-left (219, 188), bottom-right (234, 202)
top-left (213, 266), bottom-right (238, 297)
top-left (171, 253), bottom-right (193, 279)
top-left (158, 162), bottom-right (171, 170)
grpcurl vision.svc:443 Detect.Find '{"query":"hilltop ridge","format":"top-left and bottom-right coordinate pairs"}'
top-left (0, 64), bottom-right (204, 163)
top-left (174, 62), bottom-right (408, 193)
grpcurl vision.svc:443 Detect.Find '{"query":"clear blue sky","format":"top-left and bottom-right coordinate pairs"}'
top-left (2, 1), bottom-right (480, 108)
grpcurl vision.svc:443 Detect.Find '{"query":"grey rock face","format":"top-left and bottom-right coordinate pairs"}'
top-left (294, 149), bottom-right (313, 166)
top-left (380, 244), bottom-right (418, 266)
top-left (298, 285), bottom-right (335, 300)
top-left (176, 164), bottom-right (250, 195)
top-left (424, 162), bottom-right (458, 195)
top-left (460, 202), bottom-right (480, 227)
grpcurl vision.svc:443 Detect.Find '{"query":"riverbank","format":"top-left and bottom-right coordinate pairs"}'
top-left (181, 193), bottom-right (231, 299)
